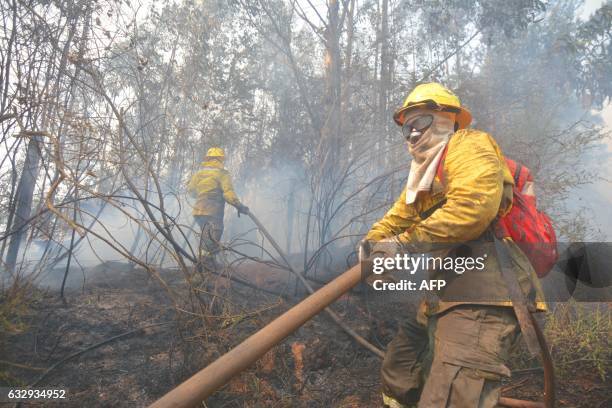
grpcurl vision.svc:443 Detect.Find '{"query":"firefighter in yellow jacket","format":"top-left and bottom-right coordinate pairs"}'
top-left (361, 83), bottom-right (545, 407)
top-left (187, 147), bottom-right (249, 257)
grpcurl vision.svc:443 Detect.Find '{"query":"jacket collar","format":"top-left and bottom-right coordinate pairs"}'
top-left (201, 160), bottom-right (224, 169)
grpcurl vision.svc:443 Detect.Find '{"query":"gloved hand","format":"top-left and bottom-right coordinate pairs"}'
top-left (359, 236), bottom-right (405, 262)
top-left (236, 204), bottom-right (250, 217)
top-left (373, 236), bottom-right (405, 258)
top-left (358, 238), bottom-right (372, 263)
top-left (358, 236), bottom-right (405, 286)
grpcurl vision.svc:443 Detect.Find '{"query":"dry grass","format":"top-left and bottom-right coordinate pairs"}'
top-left (544, 302), bottom-right (610, 380)
top-left (510, 301), bottom-right (610, 382)
top-left (0, 278), bottom-right (34, 383)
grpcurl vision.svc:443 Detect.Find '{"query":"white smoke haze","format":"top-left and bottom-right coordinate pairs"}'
top-left (10, 162), bottom-right (323, 290)
top-left (0, 4), bottom-right (610, 407)
top-left (0, 0), bottom-right (610, 295)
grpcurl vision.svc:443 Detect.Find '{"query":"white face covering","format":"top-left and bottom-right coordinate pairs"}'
top-left (404, 110), bottom-right (456, 204)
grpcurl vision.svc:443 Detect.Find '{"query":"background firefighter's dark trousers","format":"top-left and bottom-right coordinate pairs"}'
top-left (382, 305), bottom-right (520, 408)
top-left (195, 215), bottom-right (224, 257)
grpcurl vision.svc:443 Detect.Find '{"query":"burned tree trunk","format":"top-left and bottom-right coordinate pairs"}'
top-left (4, 135), bottom-right (43, 273)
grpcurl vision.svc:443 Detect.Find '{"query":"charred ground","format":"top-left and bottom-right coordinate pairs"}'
top-left (2, 262), bottom-right (609, 407)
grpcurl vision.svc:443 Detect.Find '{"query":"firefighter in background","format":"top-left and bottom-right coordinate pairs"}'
top-left (187, 147), bottom-right (249, 259)
top-left (360, 83), bottom-right (545, 407)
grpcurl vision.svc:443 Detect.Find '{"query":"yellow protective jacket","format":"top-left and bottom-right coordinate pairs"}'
top-left (367, 129), bottom-right (545, 316)
top-left (187, 160), bottom-right (243, 218)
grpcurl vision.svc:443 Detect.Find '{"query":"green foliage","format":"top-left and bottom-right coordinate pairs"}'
top-left (563, 2), bottom-right (612, 108)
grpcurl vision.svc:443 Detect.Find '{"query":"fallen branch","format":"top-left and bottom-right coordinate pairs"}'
top-left (0, 360), bottom-right (45, 371)
top-left (28, 321), bottom-right (171, 389)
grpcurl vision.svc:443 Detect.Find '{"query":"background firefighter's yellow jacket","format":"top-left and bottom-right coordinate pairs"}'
top-left (187, 160), bottom-right (242, 219)
top-left (366, 129), bottom-right (545, 316)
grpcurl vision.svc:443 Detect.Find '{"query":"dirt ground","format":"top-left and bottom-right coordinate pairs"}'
top-left (2, 262), bottom-right (610, 407)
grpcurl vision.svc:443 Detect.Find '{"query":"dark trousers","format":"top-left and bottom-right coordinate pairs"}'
top-left (194, 215), bottom-right (224, 257)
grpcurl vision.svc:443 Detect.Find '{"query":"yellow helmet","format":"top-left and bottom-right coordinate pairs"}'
top-left (393, 82), bottom-right (472, 129)
top-left (206, 147), bottom-right (225, 158)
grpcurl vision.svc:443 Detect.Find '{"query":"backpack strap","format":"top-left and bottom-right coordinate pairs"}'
top-left (513, 163), bottom-right (523, 189)
top-left (419, 198), bottom-right (447, 219)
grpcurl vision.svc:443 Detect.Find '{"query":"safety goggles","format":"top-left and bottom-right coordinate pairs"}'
top-left (402, 114), bottom-right (433, 140)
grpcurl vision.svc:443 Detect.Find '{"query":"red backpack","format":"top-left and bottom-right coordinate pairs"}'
top-left (437, 148), bottom-right (558, 277)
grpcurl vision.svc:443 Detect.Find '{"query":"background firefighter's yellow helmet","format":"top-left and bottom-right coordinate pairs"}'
top-left (206, 147), bottom-right (225, 158)
top-left (393, 82), bottom-right (472, 129)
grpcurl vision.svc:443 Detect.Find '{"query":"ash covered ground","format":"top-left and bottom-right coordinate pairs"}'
top-left (3, 262), bottom-right (609, 407)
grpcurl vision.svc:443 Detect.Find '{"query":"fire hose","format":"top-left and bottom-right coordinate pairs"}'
top-left (150, 217), bottom-right (555, 408)
top-left (246, 212), bottom-right (384, 358)
top-left (150, 263), bottom-right (363, 408)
